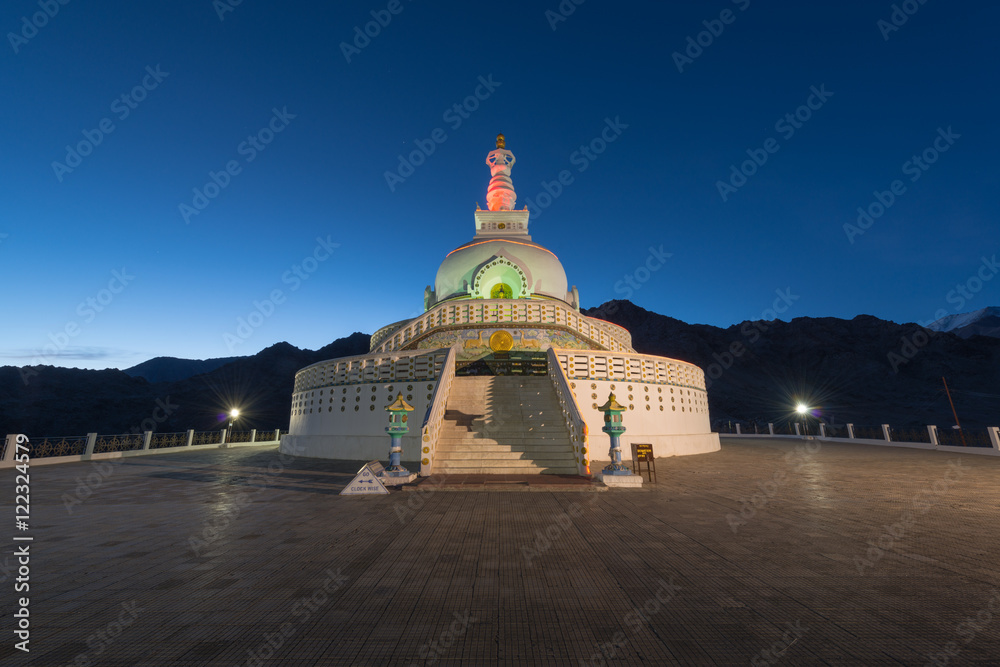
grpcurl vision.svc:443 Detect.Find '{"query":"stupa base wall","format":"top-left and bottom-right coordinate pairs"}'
top-left (281, 433), bottom-right (422, 465)
top-left (587, 433), bottom-right (720, 464)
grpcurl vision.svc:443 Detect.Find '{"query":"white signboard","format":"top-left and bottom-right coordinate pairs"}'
top-left (340, 461), bottom-right (389, 495)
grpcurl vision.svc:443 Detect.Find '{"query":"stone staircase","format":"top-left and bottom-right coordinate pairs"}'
top-left (435, 375), bottom-right (579, 475)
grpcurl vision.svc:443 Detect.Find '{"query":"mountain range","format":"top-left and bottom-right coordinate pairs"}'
top-left (1, 303), bottom-right (998, 437)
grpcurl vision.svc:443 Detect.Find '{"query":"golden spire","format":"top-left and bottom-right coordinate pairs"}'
top-left (496, 133), bottom-right (505, 149)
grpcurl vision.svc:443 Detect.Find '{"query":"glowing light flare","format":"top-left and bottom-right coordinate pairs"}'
top-left (796, 404), bottom-right (809, 415)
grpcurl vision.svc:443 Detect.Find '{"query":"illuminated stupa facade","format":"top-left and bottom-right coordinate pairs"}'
top-left (281, 135), bottom-right (719, 474)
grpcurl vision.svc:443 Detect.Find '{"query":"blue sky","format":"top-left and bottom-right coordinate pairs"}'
top-left (2, 0), bottom-right (998, 370)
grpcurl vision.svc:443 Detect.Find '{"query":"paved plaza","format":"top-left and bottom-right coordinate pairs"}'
top-left (2, 437), bottom-right (999, 665)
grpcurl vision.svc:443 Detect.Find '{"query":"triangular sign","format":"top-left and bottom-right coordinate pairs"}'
top-left (340, 462), bottom-right (389, 495)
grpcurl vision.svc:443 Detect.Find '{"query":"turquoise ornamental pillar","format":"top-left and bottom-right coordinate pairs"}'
top-left (598, 393), bottom-right (630, 475)
top-left (385, 393), bottom-right (415, 476)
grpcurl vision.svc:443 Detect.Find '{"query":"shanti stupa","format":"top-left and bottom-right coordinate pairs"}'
top-left (281, 135), bottom-right (720, 475)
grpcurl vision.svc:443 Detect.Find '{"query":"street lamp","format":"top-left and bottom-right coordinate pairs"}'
top-left (796, 404), bottom-right (809, 436)
top-left (228, 408), bottom-right (240, 442)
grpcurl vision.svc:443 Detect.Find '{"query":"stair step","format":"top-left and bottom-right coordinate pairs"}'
top-left (439, 375), bottom-right (574, 475)
top-left (436, 444), bottom-right (574, 453)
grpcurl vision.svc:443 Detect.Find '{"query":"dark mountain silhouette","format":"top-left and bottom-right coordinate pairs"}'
top-left (584, 301), bottom-right (1000, 429)
top-left (2, 305), bottom-right (998, 438)
top-left (123, 355), bottom-right (244, 384)
top-left (0, 333), bottom-right (371, 437)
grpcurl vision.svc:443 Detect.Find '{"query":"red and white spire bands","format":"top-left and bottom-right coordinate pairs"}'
top-left (485, 133), bottom-right (516, 211)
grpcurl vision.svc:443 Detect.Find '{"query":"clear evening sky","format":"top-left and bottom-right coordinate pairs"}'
top-left (2, 1), bottom-right (997, 370)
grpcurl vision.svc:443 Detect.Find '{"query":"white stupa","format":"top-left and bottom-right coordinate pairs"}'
top-left (281, 135), bottom-right (720, 474)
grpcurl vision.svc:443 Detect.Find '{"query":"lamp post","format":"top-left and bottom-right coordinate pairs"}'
top-left (598, 393), bottom-right (629, 475)
top-left (796, 404), bottom-right (809, 436)
top-left (384, 393), bottom-right (415, 480)
top-left (228, 409), bottom-right (239, 443)
top-left (596, 393), bottom-right (643, 487)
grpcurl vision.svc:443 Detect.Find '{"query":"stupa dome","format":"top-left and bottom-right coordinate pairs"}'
top-left (433, 237), bottom-right (570, 305)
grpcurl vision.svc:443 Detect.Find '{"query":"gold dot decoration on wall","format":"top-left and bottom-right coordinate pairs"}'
top-left (357, 387), bottom-right (362, 393)
top-left (370, 405), bottom-right (375, 411)
top-left (590, 383), bottom-right (597, 389)
top-left (407, 385), bottom-right (413, 391)
top-left (407, 395), bottom-right (413, 401)
top-left (628, 394), bottom-right (633, 401)
top-left (355, 406), bottom-right (359, 411)
top-left (422, 447), bottom-right (430, 453)
top-left (372, 387), bottom-right (377, 392)
top-left (342, 388), bottom-right (347, 394)
top-left (658, 387), bottom-right (662, 393)
top-left (629, 404), bottom-right (634, 410)
top-left (341, 407), bottom-right (345, 412)
top-left (592, 403), bottom-right (598, 409)
top-left (591, 393), bottom-right (597, 400)
top-left (646, 405), bottom-right (650, 411)
top-left (610, 384), bottom-right (616, 390)
top-left (387, 385), bottom-right (394, 392)
top-left (659, 406), bottom-right (664, 411)
top-left (627, 385), bottom-right (633, 391)
top-left (427, 394), bottom-right (432, 400)
top-left (422, 458), bottom-right (429, 465)
top-left (672, 406), bottom-right (676, 411)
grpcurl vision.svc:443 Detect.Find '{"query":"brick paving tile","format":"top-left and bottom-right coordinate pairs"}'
top-left (1, 439), bottom-right (999, 665)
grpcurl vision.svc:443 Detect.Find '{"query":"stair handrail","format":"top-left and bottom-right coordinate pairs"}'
top-left (546, 347), bottom-right (591, 476)
top-left (420, 345), bottom-right (458, 477)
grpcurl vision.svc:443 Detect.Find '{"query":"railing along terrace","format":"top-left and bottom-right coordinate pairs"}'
top-left (852, 425), bottom-right (884, 440)
top-left (370, 300), bottom-right (634, 355)
top-left (26, 436), bottom-right (89, 458)
top-left (721, 421), bottom-right (999, 452)
top-left (824, 424), bottom-right (848, 438)
top-left (93, 433), bottom-right (145, 454)
top-left (150, 432), bottom-right (188, 449)
top-left (891, 427), bottom-right (932, 444)
top-left (937, 428), bottom-right (992, 448)
top-left (3, 428), bottom-right (284, 467)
